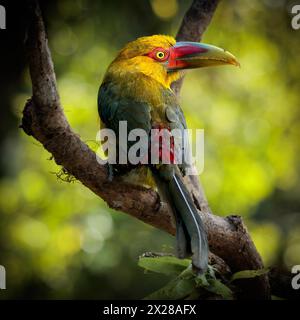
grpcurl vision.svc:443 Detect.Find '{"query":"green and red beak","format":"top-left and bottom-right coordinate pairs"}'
top-left (167, 41), bottom-right (240, 71)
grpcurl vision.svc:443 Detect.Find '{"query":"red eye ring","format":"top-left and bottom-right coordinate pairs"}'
top-left (147, 47), bottom-right (170, 62)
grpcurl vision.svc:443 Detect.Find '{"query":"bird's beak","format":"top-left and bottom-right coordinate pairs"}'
top-left (167, 41), bottom-right (240, 71)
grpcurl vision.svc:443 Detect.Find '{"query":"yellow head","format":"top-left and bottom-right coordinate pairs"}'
top-left (106, 35), bottom-right (239, 89)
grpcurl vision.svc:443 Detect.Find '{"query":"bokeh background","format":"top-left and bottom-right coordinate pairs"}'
top-left (0, 0), bottom-right (299, 299)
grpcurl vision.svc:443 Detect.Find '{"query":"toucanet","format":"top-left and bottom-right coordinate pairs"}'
top-left (98, 35), bottom-right (239, 273)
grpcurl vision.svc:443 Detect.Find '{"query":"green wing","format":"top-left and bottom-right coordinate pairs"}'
top-left (98, 81), bottom-right (152, 137)
top-left (98, 80), bottom-right (152, 165)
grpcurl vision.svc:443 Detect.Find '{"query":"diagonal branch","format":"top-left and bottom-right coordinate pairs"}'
top-left (22, 0), bottom-right (270, 299)
top-left (172, 0), bottom-right (220, 96)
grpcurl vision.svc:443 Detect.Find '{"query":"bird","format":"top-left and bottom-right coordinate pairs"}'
top-left (98, 35), bottom-right (239, 273)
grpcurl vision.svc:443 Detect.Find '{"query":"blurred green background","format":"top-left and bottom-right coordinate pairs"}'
top-left (0, 0), bottom-right (300, 299)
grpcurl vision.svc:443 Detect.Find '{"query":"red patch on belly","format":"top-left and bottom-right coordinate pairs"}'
top-left (151, 123), bottom-right (175, 164)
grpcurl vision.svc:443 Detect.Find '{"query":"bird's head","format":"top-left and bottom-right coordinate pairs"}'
top-left (107, 35), bottom-right (239, 88)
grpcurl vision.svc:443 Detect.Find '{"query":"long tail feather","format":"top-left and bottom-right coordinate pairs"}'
top-left (152, 166), bottom-right (208, 273)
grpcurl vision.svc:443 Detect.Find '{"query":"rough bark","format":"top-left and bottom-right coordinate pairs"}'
top-left (21, 0), bottom-right (272, 299)
top-left (172, 0), bottom-right (220, 96)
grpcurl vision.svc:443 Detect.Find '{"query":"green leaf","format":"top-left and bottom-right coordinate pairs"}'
top-left (143, 264), bottom-right (196, 300)
top-left (206, 279), bottom-right (234, 300)
top-left (195, 273), bottom-right (209, 287)
top-left (138, 255), bottom-right (191, 276)
top-left (144, 276), bottom-right (195, 300)
top-left (195, 267), bottom-right (234, 300)
top-left (230, 268), bottom-right (269, 282)
top-left (140, 257), bottom-right (234, 300)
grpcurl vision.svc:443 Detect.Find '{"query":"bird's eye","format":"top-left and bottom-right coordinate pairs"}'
top-left (156, 51), bottom-right (165, 59)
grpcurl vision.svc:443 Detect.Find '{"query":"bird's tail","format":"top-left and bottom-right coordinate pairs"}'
top-left (152, 165), bottom-right (208, 273)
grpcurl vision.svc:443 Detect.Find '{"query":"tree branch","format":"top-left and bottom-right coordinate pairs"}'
top-left (22, 0), bottom-right (271, 299)
top-left (172, 0), bottom-right (220, 95)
